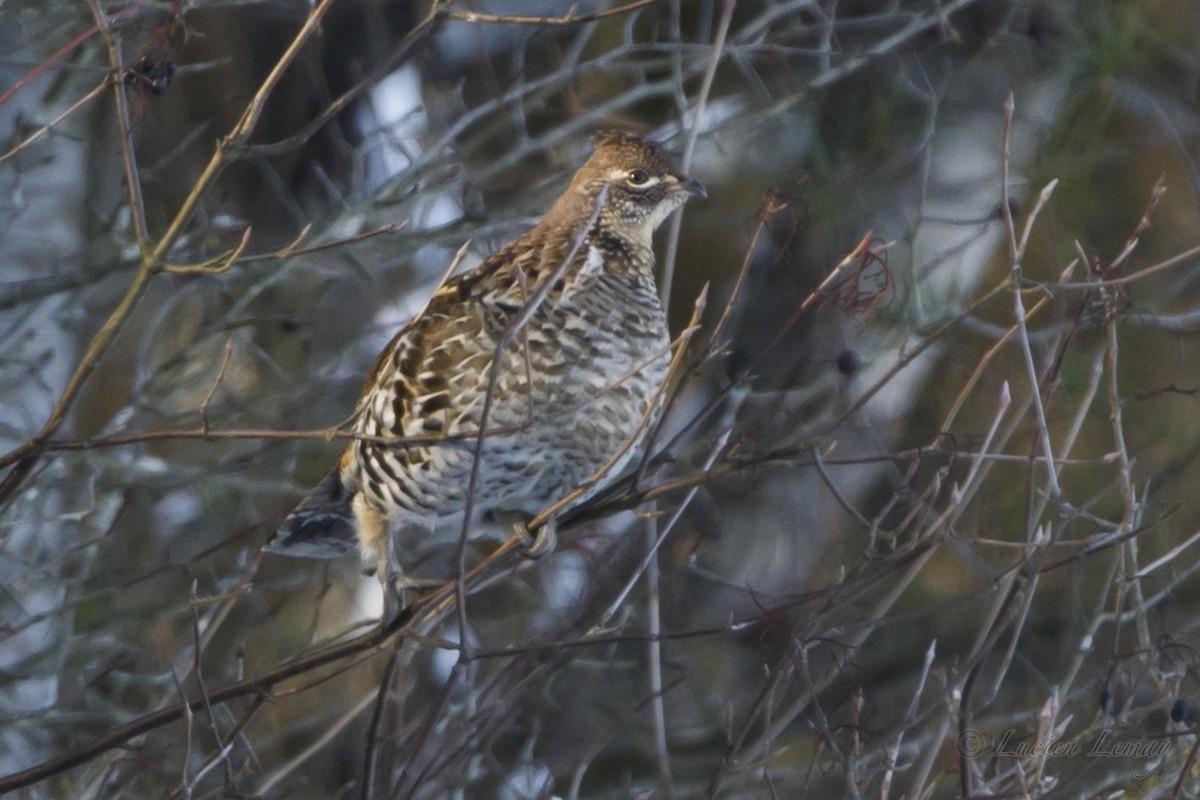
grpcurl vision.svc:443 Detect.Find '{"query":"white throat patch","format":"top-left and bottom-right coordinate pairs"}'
top-left (581, 244), bottom-right (605, 278)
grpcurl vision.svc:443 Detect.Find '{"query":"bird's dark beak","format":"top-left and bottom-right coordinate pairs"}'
top-left (673, 174), bottom-right (707, 199)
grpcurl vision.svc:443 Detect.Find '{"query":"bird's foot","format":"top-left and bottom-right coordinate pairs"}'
top-left (390, 572), bottom-right (444, 592)
top-left (514, 516), bottom-right (557, 560)
top-left (378, 568), bottom-right (444, 624)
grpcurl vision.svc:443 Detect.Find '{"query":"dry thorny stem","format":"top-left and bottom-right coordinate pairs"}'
top-left (649, 5), bottom-right (734, 785)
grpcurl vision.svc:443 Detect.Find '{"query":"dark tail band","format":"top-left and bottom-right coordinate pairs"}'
top-left (264, 467), bottom-right (357, 559)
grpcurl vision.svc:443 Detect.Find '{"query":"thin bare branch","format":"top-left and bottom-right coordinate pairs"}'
top-left (440, 0), bottom-right (658, 26)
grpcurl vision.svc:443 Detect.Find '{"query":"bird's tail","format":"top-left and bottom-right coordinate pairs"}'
top-left (265, 466), bottom-right (358, 559)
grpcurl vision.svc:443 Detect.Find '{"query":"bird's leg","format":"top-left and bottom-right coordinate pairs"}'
top-left (376, 527), bottom-right (443, 619)
top-left (353, 494), bottom-right (410, 624)
top-left (515, 515), bottom-right (557, 560)
top-left (380, 528), bottom-right (405, 623)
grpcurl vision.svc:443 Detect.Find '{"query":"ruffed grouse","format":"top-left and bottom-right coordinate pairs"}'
top-left (266, 132), bottom-right (705, 589)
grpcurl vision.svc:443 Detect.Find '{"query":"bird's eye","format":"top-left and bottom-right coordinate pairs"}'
top-left (626, 169), bottom-right (651, 187)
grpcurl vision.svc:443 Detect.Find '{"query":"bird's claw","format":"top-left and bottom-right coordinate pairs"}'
top-left (391, 572), bottom-right (443, 592)
top-left (515, 516), bottom-right (557, 560)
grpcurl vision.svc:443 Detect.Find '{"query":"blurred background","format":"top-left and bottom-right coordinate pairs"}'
top-left (4, 0), bottom-right (1200, 797)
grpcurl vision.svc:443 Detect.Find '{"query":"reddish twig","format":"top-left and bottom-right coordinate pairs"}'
top-left (0, 0), bottom-right (150, 110)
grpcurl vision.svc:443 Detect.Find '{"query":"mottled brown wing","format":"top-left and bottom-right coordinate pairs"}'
top-left (354, 233), bottom-right (580, 442)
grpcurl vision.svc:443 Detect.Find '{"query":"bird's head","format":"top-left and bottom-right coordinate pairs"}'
top-left (550, 131), bottom-right (706, 247)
